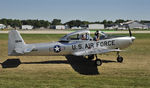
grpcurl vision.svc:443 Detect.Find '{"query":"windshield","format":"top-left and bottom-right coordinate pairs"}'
top-left (67, 33), bottom-right (91, 41)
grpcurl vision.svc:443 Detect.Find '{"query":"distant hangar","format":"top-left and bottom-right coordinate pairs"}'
top-left (88, 24), bottom-right (104, 29)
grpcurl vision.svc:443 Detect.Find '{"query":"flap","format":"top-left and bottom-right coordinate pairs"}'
top-left (73, 48), bottom-right (122, 56)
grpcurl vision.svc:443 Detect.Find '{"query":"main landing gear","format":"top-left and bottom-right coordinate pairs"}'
top-left (88, 55), bottom-right (94, 60)
top-left (95, 54), bottom-right (102, 66)
top-left (117, 52), bottom-right (123, 63)
top-left (87, 54), bottom-right (102, 66)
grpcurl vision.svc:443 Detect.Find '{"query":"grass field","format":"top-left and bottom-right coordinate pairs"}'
top-left (0, 33), bottom-right (150, 88)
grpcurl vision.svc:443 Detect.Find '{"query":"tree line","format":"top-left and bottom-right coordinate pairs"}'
top-left (0, 18), bottom-right (149, 28)
top-left (0, 19), bottom-right (50, 28)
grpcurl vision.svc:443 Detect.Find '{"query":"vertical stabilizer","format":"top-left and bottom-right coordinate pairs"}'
top-left (8, 30), bottom-right (25, 55)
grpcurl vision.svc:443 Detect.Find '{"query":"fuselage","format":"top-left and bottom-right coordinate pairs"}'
top-left (21, 36), bottom-right (135, 56)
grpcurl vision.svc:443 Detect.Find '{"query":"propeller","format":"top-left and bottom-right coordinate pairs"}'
top-left (128, 27), bottom-right (132, 37)
top-left (128, 26), bottom-right (135, 41)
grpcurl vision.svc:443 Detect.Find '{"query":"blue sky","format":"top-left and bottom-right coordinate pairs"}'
top-left (0, 0), bottom-right (150, 23)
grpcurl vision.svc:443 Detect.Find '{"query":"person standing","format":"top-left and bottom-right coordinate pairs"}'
top-left (93, 30), bottom-right (100, 41)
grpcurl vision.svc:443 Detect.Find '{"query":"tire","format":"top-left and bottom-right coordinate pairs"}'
top-left (117, 56), bottom-right (123, 63)
top-left (95, 59), bottom-right (102, 66)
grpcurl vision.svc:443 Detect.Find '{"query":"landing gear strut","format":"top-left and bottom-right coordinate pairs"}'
top-left (95, 54), bottom-right (102, 66)
top-left (88, 54), bottom-right (94, 60)
top-left (117, 52), bottom-right (123, 63)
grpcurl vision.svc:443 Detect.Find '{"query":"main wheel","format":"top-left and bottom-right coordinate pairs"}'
top-left (88, 55), bottom-right (94, 60)
top-left (117, 56), bottom-right (123, 63)
top-left (95, 59), bottom-right (102, 66)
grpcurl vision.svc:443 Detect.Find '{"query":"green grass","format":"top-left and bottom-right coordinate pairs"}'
top-left (0, 33), bottom-right (150, 88)
top-left (66, 29), bottom-right (150, 32)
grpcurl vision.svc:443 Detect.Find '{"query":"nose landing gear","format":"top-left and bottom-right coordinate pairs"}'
top-left (117, 52), bottom-right (123, 63)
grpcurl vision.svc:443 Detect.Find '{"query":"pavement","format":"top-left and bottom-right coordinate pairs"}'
top-left (0, 30), bottom-right (150, 34)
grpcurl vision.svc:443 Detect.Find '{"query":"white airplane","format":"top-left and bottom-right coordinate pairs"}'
top-left (8, 29), bottom-right (135, 66)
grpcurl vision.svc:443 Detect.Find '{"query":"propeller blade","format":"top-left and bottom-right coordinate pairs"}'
top-left (128, 27), bottom-right (132, 37)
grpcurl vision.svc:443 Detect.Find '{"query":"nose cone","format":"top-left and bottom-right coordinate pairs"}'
top-left (131, 36), bottom-right (136, 42)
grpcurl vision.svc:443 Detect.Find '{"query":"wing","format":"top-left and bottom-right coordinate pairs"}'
top-left (73, 48), bottom-right (123, 56)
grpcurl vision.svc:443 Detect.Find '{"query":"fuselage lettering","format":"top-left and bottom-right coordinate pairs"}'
top-left (72, 40), bottom-right (115, 50)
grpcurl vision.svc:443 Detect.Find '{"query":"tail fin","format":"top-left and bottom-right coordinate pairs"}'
top-left (8, 30), bottom-right (26, 56)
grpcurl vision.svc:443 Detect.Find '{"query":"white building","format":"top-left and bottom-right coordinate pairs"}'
top-left (0, 24), bottom-right (6, 29)
top-left (71, 26), bottom-right (82, 29)
top-left (54, 25), bottom-right (66, 29)
top-left (128, 21), bottom-right (148, 29)
top-left (22, 25), bottom-right (33, 30)
top-left (119, 21), bottom-right (148, 29)
top-left (88, 24), bottom-right (104, 29)
top-left (145, 23), bottom-right (150, 29)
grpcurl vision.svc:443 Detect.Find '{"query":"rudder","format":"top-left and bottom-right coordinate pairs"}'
top-left (8, 30), bottom-right (25, 55)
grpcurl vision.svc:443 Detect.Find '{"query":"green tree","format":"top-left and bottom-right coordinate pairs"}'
top-left (115, 19), bottom-right (125, 24)
top-left (140, 20), bottom-right (150, 24)
top-left (51, 19), bottom-right (62, 25)
top-left (65, 20), bottom-right (88, 28)
top-left (0, 19), bottom-right (8, 26)
top-left (101, 20), bottom-right (107, 25)
top-left (21, 19), bottom-right (50, 28)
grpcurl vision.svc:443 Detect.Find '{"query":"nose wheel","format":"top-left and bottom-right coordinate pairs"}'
top-left (117, 56), bottom-right (123, 63)
top-left (95, 54), bottom-right (102, 66)
top-left (117, 52), bottom-right (123, 63)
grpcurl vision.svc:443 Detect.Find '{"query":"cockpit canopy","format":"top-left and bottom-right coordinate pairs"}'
top-left (59, 30), bottom-right (108, 42)
top-left (60, 30), bottom-right (91, 41)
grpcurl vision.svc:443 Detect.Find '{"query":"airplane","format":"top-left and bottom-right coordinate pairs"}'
top-left (8, 29), bottom-right (135, 66)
